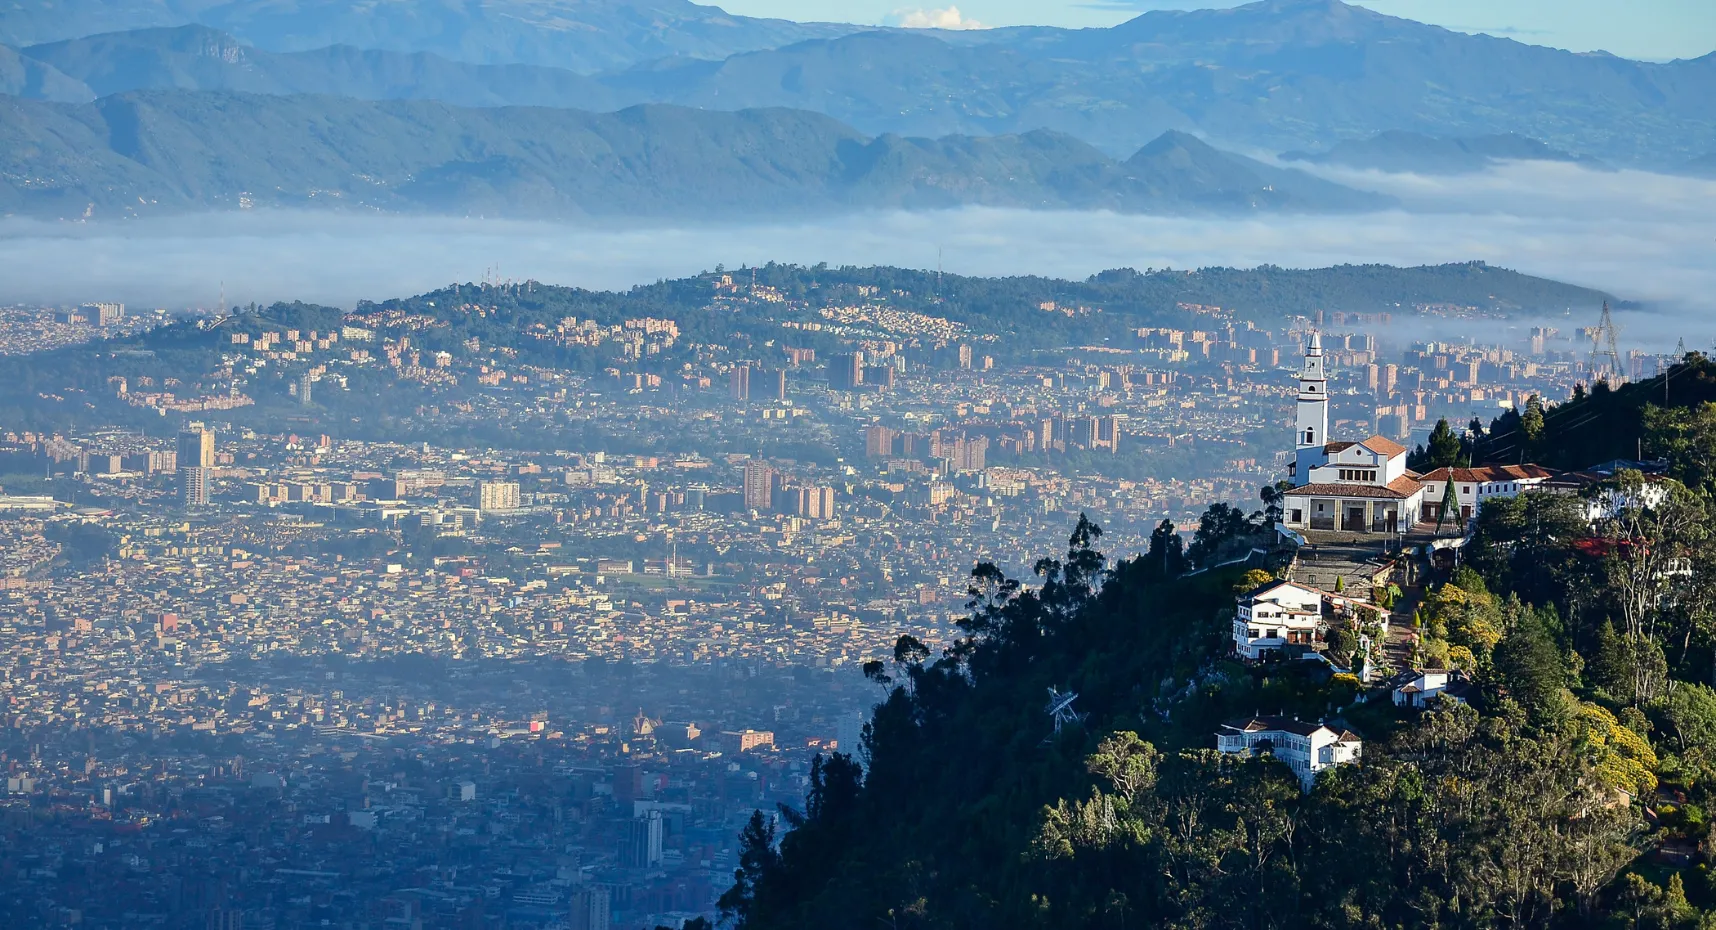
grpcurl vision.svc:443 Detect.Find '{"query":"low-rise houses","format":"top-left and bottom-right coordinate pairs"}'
top-left (1232, 580), bottom-right (1328, 659)
top-left (1418, 464), bottom-right (1559, 526)
top-left (1215, 716), bottom-right (1363, 790)
top-left (1231, 579), bottom-right (1372, 661)
top-left (1391, 669), bottom-right (1477, 708)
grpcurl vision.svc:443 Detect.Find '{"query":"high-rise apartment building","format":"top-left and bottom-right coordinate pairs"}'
top-left (865, 425), bottom-right (897, 459)
top-left (83, 303), bottom-right (125, 325)
top-left (478, 481), bottom-right (521, 513)
top-left (729, 364), bottom-right (751, 401)
top-left (742, 461), bottom-right (775, 511)
top-left (1082, 415), bottom-right (1121, 453)
top-left (797, 485), bottom-right (836, 519)
top-left (181, 467), bottom-right (211, 507)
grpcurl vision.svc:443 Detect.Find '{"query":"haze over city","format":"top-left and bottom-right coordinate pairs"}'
top-left (1, 1), bottom-right (1714, 929)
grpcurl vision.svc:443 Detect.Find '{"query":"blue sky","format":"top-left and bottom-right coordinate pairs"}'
top-left (717, 0), bottom-right (1716, 62)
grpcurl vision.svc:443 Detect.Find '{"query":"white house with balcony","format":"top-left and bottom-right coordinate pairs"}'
top-left (1216, 716), bottom-right (1362, 790)
top-left (1233, 579), bottom-right (1328, 659)
top-left (1280, 335), bottom-right (1427, 535)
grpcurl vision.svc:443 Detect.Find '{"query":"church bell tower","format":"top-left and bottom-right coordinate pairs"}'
top-left (1292, 333), bottom-right (1328, 480)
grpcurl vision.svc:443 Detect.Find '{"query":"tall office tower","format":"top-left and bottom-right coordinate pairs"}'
top-left (957, 344), bottom-right (973, 370)
top-left (831, 353), bottom-right (863, 391)
top-left (298, 372), bottom-right (314, 406)
top-left (773, 368), bottom-right (788, 401)
top-left (619, 811), bottom-right (664, 868)
top-left (477, 481), bottom-right (521, 513)
top-left (182, 466), bottom-right (211, 507)
top-left (177, 424), bottom-right (215, 470)
top-left (729, 364), bottom-right (751, 401)
top-left (177, 423), bottom-right (215, 507)
top-left (743, 461), bottom-right (775, 511)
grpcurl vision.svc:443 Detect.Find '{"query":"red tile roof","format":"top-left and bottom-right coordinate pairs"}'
top-left (1359, 435), bottom-right (1408, 457)
top-left (1288, 474), bottom-right (1426, 500)
top-left (1418, 464), bottom-right (1559, 484)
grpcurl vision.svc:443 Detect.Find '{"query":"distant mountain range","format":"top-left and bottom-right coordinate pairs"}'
top-left (0, 0), bottom-right (861, 73)
top-left (1280, 131), bottom-right (1612, 175)
top-left (9, 24), bottom-right (615, 107)
top-left (2, 0), bottom-right (1713, 170)
top-left (0, 92), bottom-right (1389, 219)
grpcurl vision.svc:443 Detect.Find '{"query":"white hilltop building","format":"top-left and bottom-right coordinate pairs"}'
top-left (1282, 333), bottom-right (1428, 535)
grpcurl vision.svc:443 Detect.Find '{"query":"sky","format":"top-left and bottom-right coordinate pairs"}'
top-left (718, 0), bottom-right (1716, 62)
top-left (2, 162), bottom-right (1712, 351)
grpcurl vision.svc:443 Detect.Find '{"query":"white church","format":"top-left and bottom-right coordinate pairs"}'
top-left (1281, 334), bottom-right (1428, 535)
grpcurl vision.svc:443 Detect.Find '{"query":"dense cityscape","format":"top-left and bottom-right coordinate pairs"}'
top-left (0, 263), bottom-right (1675, 929)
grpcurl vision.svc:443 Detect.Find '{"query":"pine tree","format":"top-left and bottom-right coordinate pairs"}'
top-left (1425, 418), bottom-right (1462, 468)
top-left (718, 811), bottom-right (781, 927)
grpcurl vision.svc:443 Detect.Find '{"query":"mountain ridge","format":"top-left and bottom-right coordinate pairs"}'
top-left (16, 24), bottom-right (620, 108)
top-left (575, 0), bottom-right (1716, 165)
top-left (0, 90), bottom-right (1391, 220)
top-left (4, 1), bottom-right (1712, 168)
top-left (0, 0), bottom-right (866, 73)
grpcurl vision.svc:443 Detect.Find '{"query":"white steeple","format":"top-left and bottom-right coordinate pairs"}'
top-left (1292, 332), bottom-right (1329, 480)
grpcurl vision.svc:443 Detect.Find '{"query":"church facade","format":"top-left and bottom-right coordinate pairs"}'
top-left (1281, 334), bottom-right (1428, 535)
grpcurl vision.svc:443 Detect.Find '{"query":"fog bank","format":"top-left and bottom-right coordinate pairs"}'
top-left (1, 162), bottom-right (1711, 349)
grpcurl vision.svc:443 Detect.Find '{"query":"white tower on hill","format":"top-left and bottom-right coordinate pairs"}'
top-left (1293, 332), bottom-right (1329, 481)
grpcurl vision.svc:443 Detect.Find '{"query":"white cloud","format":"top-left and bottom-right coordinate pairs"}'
top-left (892, 6), bottom-right (986, 29)
top-left (0, 163), bottom-right (1710, 351)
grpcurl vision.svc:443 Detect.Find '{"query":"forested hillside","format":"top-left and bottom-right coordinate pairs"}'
top-left (716, 394), bottom-right (1716, 928)
top-left (1475, 355), bottom-right (1716, 469)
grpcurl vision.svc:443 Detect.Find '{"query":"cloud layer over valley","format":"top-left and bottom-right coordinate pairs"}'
top-left (2, 162), bottom-right (1711, 348)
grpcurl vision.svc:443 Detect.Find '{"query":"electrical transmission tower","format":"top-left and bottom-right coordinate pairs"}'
top-left (1044, 687), bottom-right (1085, 738)
top-left (1588, 301), bottom-right (1622, 382)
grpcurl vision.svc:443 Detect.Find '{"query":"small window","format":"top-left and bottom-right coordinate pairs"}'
top-left (1290, 509), bottom-right (1303, 523)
